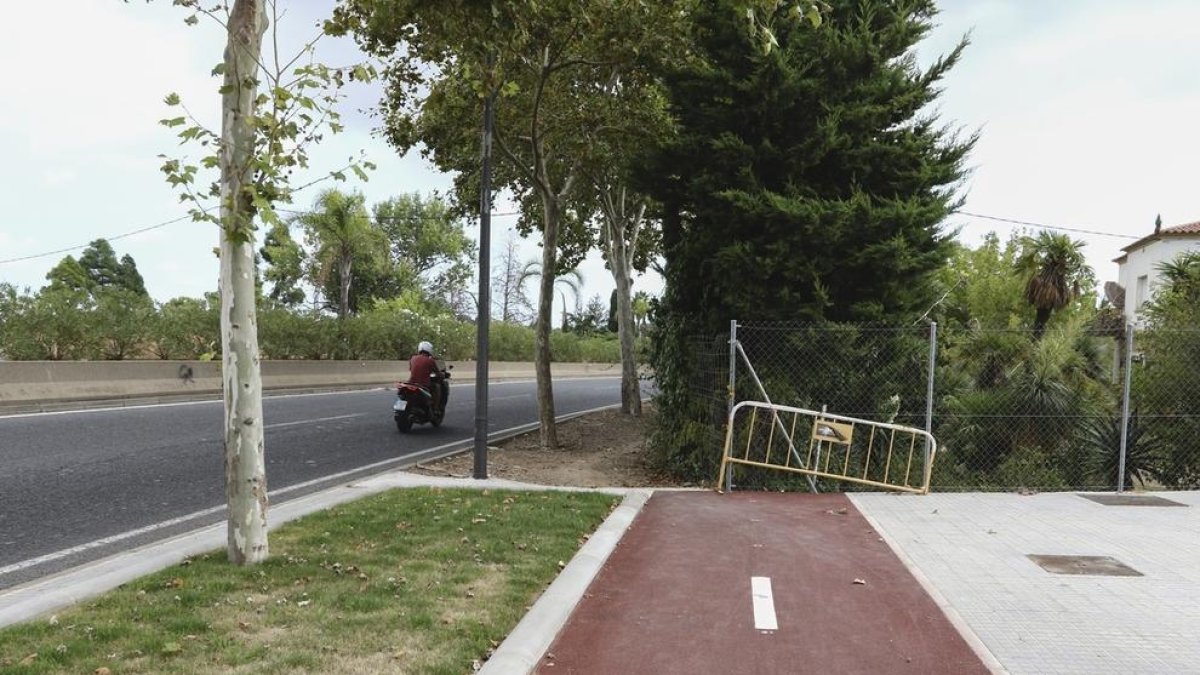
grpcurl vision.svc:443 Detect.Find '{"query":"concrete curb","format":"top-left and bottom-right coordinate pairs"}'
top-left (848, 494), bottom-right (1009, 675)
top-left (0, 472), bottom-right (645, 630)
top-left (480, 489), bottom-right (653, 675)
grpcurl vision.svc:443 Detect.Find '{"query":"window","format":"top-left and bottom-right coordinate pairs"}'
top-left (1136, 275), bottom-right (1149, 308)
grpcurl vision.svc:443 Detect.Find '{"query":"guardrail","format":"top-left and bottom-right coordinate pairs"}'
top-left (0, 360), bottom-right (619, 413)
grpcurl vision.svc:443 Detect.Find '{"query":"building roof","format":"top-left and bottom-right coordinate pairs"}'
top-left (1113, 220), bottom-right (1200, 264)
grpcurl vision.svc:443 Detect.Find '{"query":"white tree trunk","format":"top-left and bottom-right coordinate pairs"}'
top-left (220, 0), bottom-right (269, 566)
top-left (602, 193), bottom-right (643, 416)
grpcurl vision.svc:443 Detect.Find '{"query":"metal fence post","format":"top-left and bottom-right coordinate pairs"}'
top-left (1117, 322), bottom-right (1134, 493)
top-left (924, 321), bottom-right (938, 487)
top-left (726, 319), bottom-right (738, 491)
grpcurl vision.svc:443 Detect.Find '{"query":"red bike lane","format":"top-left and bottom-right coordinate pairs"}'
top-left (537, 491), bottom-right (990, 674)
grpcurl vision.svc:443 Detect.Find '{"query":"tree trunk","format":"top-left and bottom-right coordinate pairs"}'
top-left (535, 196), bottom-right (560, 449)
top-left (1033, 306), bottom-right (1052, 340)
top-left (600, 190), bottom-right (643, 416)
top-left (220, 0), bottom-right (269, 566)
top-left (338, 253), bottom-right (352, 320)
top-left (612, 240), bottom-right (641, 415)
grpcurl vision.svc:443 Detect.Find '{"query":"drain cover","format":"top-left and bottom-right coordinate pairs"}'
top-left (1027, 554), bottom-right (1143, 577)
top-left (1079, 494), bottom-right (1187, 507)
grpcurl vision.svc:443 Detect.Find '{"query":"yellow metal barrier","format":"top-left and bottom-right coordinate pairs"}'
top-left (717, 401), bottom-right (938, 494)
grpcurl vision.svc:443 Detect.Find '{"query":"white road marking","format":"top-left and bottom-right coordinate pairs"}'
top-left (0, 402), bottom-right (622, 579)
top-left (265, 413), bottom-right (366, 429)
top-left (751, 576), bottom-right (779, 631)
top-left (0, 377), bottom-right (621, 419)
top-left (0, 505), bottom-right (226, 577)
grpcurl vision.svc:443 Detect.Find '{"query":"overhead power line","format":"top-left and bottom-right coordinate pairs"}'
top-left (0, 207), bottom-right (523, 267)
top-left (0, 210), bottom-right (214, 266)
top-left (2, 206), bottom-right (1131, 268)
top-left (957, 211), bottom-right (1139, 240)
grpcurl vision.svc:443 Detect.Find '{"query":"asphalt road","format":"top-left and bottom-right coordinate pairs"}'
top-left (0, 377), bottom-right (623, 590)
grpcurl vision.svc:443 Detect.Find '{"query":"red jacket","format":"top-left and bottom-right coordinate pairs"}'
top-left (408, 353), bottom-right (438, 387)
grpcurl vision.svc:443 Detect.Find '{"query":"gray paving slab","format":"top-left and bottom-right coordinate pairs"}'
top-left (852, 491), bottom-right (1200, 675)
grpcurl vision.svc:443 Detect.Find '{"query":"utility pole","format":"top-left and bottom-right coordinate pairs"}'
top-left (473, 67), bottom-right (497, 480)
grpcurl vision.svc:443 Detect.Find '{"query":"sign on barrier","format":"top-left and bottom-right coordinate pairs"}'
top-left (717, 401), bottom-right (938, 494)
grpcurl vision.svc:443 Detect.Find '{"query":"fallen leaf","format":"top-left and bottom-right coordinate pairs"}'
top-left (94, 668), bottom-right (112, 675)
top-left (852, 578), bottom-right (866, 585)
top-left (48, 615), bottom-right (59, 626)
top-left (238, 621), bottom-right (251, 632)
top-left (162, 642), bottom-right (182, 655)
top-left (18, 653), bottom-right (36, 666)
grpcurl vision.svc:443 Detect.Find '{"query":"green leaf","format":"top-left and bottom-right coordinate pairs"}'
top-left (164, 92), bottom-right (181, 106)
top-left (160, 117), bottom-right (187, 128)
top-left (805, 5), bottom-right (822, 28)
top-left (211, 63), bottom-right (226, 77)
top-left (162, 642), bottom-right (182, 655)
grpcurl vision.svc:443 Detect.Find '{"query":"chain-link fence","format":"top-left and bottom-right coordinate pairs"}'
top-left (700, 320), bottom-right (1200, 493)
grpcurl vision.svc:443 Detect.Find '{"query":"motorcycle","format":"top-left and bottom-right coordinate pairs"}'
top-left (393, 364), bottom-right (451, 432)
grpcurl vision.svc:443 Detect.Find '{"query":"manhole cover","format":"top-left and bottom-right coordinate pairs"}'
top-left (1027, 554), bottom-right (1143, 577)
top-left (1078, 494), bottom-right (1187, 507)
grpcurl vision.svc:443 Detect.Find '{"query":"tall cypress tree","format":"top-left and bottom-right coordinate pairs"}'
top-left (646, 0), bottom-right (972, 331)
top-left (643, 0), bottom-right (974, 478)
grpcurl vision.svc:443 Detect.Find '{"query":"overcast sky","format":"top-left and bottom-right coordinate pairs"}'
top-left (2, 0), bottom-right (1197, 311)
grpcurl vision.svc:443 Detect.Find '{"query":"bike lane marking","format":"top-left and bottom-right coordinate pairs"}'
top-left (751, 576), bottom-right (778, 631)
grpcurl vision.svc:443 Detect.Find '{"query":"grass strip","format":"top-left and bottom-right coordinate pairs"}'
top-left (0, 487), bottom-right (618, 674)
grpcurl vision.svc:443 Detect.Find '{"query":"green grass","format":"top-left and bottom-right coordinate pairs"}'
top-left (0, 488), bottom-right (619, 674)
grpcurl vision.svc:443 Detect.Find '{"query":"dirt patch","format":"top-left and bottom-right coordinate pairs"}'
top-left (410, 406), bottom-right (679, 488)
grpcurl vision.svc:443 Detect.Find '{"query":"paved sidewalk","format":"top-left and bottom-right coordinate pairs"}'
top-left (853, 491), bottom-right (1200, 675)
top-left (539, 491), bottom-right (989, 674)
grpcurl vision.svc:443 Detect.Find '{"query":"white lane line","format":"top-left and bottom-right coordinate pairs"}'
top-left (0, 377), bottom-right (621, 420)
top-left (0, 402), bottom-right (622, 579)
top-left (265, 413), bottom-right (366, 429)
top-left (751, 576), bottom-right (778, 631)
top-left (0, 505), bottom-right (226, 577)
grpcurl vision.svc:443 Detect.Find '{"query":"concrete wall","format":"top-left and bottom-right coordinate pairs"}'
top-left (0, 360), bottom-right (619, 413)
top-left (1118, 238), bottom-right (1200, 324)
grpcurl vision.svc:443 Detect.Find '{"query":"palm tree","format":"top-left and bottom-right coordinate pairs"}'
top-left (1014, 231), bottom-right (1092, 339)
top-left (517, 261), bottom-right (583, 331)
top-left (1154, 251), bottom-right (1200, 302)
top-left (296, 189), bottom-right (383, 320)
top-left (632, 291), bottom-right (651, 335)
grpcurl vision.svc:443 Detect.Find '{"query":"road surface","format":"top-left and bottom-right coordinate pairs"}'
top-left (0, 377), bottom-right (623, 589)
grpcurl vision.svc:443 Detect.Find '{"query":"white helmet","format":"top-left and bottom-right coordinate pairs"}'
top-left (418, 340), bottom-right (434, 355)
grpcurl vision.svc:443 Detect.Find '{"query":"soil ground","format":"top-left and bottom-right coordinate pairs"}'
top-left (410, 406), bottom-right (682, 488)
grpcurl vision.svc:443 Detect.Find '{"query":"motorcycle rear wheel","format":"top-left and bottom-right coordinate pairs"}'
top-left (395, 413), bottom-right (413, 433)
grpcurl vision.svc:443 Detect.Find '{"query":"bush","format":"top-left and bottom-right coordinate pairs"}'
top-left (486, 322), bottom-right (535, 362)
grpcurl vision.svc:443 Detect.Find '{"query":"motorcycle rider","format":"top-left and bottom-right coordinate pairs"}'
top-left (407, 340), bottom-right (444, 414)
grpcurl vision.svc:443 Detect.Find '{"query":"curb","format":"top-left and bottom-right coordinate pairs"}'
top-left (848, 494), bottom-right (1009, 675)
top-left (0, 404), bottom-right (626, 629)
top-left (480, 489), bottom-right (653, 675)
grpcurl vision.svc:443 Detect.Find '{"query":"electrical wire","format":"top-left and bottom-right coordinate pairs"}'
top-left (0, 207), bottom-right (1130, 268)
top-left (957, 211), bottom-right (1139, 240)
top-left (0, 208), bottom-right (521, 267)
top-left (0, 210), bottom-right (214, 265)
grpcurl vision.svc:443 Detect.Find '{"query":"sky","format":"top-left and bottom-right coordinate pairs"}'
top-left (2, 0), bottom-right (1198, 313)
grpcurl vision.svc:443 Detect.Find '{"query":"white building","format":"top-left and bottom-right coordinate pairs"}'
top-left (1115, 219), bottom-right (1200, 324)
